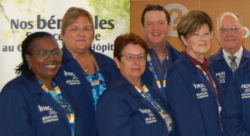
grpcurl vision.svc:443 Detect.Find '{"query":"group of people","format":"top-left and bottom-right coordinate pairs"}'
top-left (0, 3), bottom-right (249, 136)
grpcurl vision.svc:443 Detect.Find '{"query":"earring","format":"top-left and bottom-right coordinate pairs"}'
top-left (29, 66), bottom-right (32, 70)
top-left (118, 66), bottom-right (120, 69)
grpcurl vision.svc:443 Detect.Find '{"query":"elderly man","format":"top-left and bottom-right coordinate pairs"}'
top-left (141, 4), bottom-right (180, 97)
top-left (208, 12), bottom-right (250, 96)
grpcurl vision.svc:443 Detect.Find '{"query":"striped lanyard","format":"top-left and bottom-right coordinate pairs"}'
top-left (135, 85), bottom-right (163, 115)
top-left (146, 48), bottom-right (169, 93)
top-left (195, 65), bottom-right (221, 107)
top-left (37, 79), bottom-right (75, 136)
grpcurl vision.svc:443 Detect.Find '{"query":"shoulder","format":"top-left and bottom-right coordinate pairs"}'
top-left (208, 48), bottom-right (223, 62)
top-left (93, 51), bottom-right (114, 61)
top-left (1, 75), bottom-right (31, 92)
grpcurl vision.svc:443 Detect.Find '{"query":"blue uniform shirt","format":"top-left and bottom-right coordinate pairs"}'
top-left (142, 42), bottom-right (180, 97)
top-left (222, 60), bottom-right (250, 135)
top-left (95, 74), bottom-right (176, 136)
top-left (166, 52), bottom-right (224, 136)
top-left (208, 46), bottom-right (250, 96)
top-left (0, 75), bottom-right (84, 136)
top-left (57, 46), bottom-right (119, 136)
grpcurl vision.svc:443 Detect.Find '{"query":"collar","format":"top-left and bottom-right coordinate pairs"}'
top-left (184, 51), bottom-right (211, 71)
top-left (223, 45), bottom-right (243, 60)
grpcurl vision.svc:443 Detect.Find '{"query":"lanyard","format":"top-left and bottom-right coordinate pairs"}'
top-left (37, 79), bottom-right (75, 136)
top-left (146, 47), bottom-right (170, 93)
top-left (135, 85), bottom-right (163, 115)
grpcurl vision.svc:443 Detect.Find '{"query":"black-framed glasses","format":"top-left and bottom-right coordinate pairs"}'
top-left (31, 49), bottom-right (63, 59)
top-left (219, 26), bottom-right (242, 33)
top-left (121, 53), bottom-right (146, 62)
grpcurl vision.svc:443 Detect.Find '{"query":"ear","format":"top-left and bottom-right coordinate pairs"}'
top-left (167, 23), bottom-right (172, 35)
top-left (25, 54), bottom-right (32, 67)
top-left (216, 29), bottom-right (219, 39)
top-left (180, 35), bottom-right (187, 46)
top-left (141, 25), bottom-right (146, 36)
top-left (114, 57), bottom-right (120, 69)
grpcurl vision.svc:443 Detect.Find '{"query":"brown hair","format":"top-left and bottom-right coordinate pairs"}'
top-left (114, 33), bottom-right (148, 61)
top-left (61, 7), bottom-right (94, 39)
top-left (177, 10), bottom-right (213, 41)
top-left (141, 4), bottom-right (171, 26)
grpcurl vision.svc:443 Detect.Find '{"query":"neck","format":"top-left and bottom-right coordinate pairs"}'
top-left (71, 49), bottom-right (90, 60)
top-left (224, 46), bottom-right (241, 56)
top-left (38, 78), bottom-right (53, 90)
top-left (127, 77), bottom-right (141, 88)
top-left (148, 43), bottom-right (166, 60)
top-left (186, 49), bottom-right (205, 63)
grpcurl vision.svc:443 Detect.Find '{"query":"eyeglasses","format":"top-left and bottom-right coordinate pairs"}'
top-left (219, 26), bottom-right (242, 33)
top-left (121, 53), bottom-right (146, 62)
top-left (31, 49), bottom-right (63, 59)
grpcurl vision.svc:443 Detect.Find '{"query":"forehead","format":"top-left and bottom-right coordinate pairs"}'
top-left (30, 37), bottom-right (58, 51)
top-left (219, 14), bottom-right (240, 27)
top-left (122, 43), bottom-right (145, 54)
top-left (68, 16), bottom-right (92, 27)
top-left (144, 10), bottom-right (167, 22)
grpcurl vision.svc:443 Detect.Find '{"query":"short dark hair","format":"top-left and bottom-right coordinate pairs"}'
top-left (114, 33), bottom-right (148, 61)
top-left (15, 32), bottom-right (53, 80)
top-left (141, 4), bottom-right (171, 26)
top-left (177, 10), bottom-right (213, 40)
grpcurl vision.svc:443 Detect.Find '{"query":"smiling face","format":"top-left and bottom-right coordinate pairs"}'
top-left (216, 14), bottom-right (244, 54)
top-left (25, 36), bottom-right (62, 81)
top-left (62, 16), bottom-right (94, 54)
top-left (141, 10), bottom-right (171, 48)
top-left (114, 43), bottom-right (146, 83)
top-left (181, 24), bottom-right (212, 59)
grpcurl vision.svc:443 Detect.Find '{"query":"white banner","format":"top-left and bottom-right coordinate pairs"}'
top-left (0, 0), bottom-right (130, 90)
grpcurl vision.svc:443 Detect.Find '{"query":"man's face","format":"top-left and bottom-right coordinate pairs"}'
top-left (216, 15), bottom-right (245, 53)
top-left (141, 10), bottom-right (171, 47)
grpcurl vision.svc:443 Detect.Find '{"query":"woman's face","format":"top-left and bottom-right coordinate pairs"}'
top-left (114, 44), bottom-right (146, 82)
top-left (25, 36), bottom-right (62, 81)
top-left (181, 24), bottom-right (211, 58)
top-left (62, 16), bottom-right (94, 53)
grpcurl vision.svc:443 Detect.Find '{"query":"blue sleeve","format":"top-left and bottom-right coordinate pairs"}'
top-left (166, 67), bottom-right (206, 136)
top-left (222, 72), bottom-right (250, 136)
top-left (95, 89), bottom-right (132, 136)
top-left (0, 87), bottom-right (32, 136)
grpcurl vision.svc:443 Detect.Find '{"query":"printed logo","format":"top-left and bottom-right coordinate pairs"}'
top-left (64, 70), bottom-right (81, 85)
top-left (241, 83), bottom-right (250, 99)
top-left (38, 105), bottom-right (59, 124)
top-left (216, 71), bottom-right (226, 84)
top-left (139, 108), bottom-right (157, 124)
top-left (193, 83), bottom-right (209, 99)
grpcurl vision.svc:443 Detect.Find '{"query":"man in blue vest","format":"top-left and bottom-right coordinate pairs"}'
top-left (141, 4), bottom-right (180, 98)
top-left (209, 12), bottom-right (250, 96)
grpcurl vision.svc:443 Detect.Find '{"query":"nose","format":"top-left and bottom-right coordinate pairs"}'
top-left (226, 29), bottom-right (233, 36)
top-left (47, 52), bottom-right (55, 60)
top-left (200, 34), bottom-right (206, 41)
top-left (79, 29), bottom-right (85, 36)
top-left (153, 24), bottom-right (159, 30)
top-left (133, 56), bottom-right (140, 65)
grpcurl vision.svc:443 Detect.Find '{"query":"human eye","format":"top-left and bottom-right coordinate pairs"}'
top-left (138, 54), bottom-right (146, 60)
top-left (37, 50), bottom-right (49, 57)
top-left (220, 27), bottom-right (228, 33)
top-left (147, 22), bottom-right (153, 26)
top-left (192, 33), bottom-right (199, 36)
top-left (85, 26), bottom-right (92, 31)
top-left (53, 49), bottom-right (62, 56)
top-left (204, 32), bottom-right (210, 35)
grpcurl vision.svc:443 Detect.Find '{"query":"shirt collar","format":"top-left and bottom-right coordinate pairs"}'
top-left (223, 45), bottom-right (243, 67)
top-left (183, 51), bottom-right (211, 71)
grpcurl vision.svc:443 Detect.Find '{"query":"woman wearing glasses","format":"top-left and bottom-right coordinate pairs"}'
top-left (165, 10), bottom-right (224, 136)
top-left (0, 32), bottom-right (84, 136)
top-left (57, 7), bottom-right (119, 136)
top-left (95, 33), bottom-right (175, 136)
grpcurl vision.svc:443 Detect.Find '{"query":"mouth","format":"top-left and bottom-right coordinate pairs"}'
top-left (152, 33), bottom-right (161, 36)
top-left (132, 68), bottom-right (141, 71)
top-left (44, 65), bottom-right (57, 70)
top-left (225, 38), bottom-right (236, 41)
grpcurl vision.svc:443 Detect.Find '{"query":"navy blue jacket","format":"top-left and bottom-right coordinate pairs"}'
top-left (222, 60), bottom-right (250, 135)
top-left (57, 46), bottom-right (119, 136)
top-left (0, 75), bottom-right (84, 136)
top-left (95, 74), bottom-right (176, 136)
top-left (208, 46), bottom-right (250, 96)
top-left (166, 52), bottom-right (224, 136)
top-left (142, 42), bottom-right (180, 96)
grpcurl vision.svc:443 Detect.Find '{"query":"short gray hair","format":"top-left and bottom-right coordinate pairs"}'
top-left (216, 12), bottom-right (243, 30)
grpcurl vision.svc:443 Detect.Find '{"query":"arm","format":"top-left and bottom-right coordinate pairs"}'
top-left (95, 89), bottom-right (132, 136)
top-left (166, 67), bottom-right (206, 136)
top-left (0, 87), bottom-right (32, 136)
top-left (222, 71), bottom-right (250, 136)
